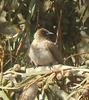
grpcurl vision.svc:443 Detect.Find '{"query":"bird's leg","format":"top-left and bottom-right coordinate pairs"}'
top-left (48, 64), bottom-right (53, 70)
top-left (30, 60), bottom-right (36, 68)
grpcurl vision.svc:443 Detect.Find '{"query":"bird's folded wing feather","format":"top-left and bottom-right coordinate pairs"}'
top-left (46, 41), bottom-right (62, 63)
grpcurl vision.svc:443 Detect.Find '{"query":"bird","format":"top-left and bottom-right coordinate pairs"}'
top-left (28, 28), bottom-right (62, 66)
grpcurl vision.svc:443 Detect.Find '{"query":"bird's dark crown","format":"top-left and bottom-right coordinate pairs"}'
top-left (34, 28), bottom-right (53, 40)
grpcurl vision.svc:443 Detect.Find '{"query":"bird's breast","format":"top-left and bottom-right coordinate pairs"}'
top-left (29, 40), bottom-right (56, 65)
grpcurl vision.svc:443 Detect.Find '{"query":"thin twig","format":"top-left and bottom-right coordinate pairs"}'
top-left (64, 52), bottom-right (89, 64)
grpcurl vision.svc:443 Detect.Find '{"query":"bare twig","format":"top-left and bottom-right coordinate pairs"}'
top-left (64, 52), bottom-right (89, 64)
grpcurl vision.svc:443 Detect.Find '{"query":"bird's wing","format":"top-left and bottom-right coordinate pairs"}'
top-left (46, 41), bottom-right (63, 63)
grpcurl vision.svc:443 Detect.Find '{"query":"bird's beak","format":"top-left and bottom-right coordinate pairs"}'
top-left (47, 32), bottom-right (54, 35)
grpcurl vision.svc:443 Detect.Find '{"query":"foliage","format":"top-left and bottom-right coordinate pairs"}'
top-left (0, 0), bottom-right (89, 100)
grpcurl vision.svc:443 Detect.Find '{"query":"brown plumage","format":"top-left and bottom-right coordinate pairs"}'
top-left (28, 28), bottom-right (62, 66)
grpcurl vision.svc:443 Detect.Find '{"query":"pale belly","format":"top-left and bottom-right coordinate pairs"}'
top-left (29, 41), bottom-right (56, 66)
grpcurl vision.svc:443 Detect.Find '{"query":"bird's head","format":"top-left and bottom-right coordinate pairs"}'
top-left (34, 28), bottom-right (54, 40)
